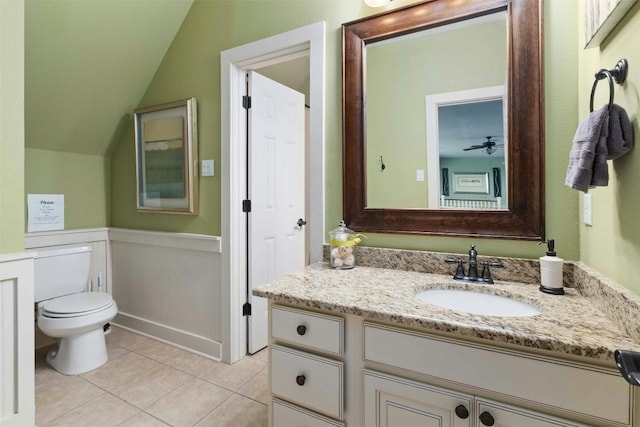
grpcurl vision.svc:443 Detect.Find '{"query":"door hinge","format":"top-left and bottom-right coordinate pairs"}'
top-left (242, 199), bottom-right (251, 213)
top-left (242, 95), bottom-right (251, 109)
top-left (242, 302), bottom-right (252, 316)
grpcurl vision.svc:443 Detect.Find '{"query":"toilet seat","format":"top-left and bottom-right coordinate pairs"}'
top-left (42, 292), bottom-right (114, 318)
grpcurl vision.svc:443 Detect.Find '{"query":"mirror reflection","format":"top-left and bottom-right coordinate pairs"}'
top-left (365, 12), bottom-right (507, 210)
top-left (427, 87), bottom-right (507, 210)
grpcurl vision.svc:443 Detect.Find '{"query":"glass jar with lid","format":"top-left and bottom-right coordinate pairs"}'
top-left (328, 220), bottom-right (362, 269)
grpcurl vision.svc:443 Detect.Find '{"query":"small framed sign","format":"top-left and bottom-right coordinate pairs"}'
top-left (27, 194), bottom-right (65, 232)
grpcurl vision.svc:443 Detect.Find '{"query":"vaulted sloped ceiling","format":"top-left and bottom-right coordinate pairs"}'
top-left (25, 0), bottom-right (194, 156)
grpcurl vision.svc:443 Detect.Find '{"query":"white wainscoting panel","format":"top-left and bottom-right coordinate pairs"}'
top-left (0, 254), bottom-right (35, 427)
top-left (109, 229), bottom-right (223, 359)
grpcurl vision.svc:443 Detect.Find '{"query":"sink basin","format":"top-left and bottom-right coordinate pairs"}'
top-left (415, 289), bottom-right (541, 317)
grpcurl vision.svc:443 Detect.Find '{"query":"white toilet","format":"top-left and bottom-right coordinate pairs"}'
top-left (33, 246), bottom-right (118, 375)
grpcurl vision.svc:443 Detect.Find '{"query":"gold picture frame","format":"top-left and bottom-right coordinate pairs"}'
top-left (134, 98), bottom-right (198, 214)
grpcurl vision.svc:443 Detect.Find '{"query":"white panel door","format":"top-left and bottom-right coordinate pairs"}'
top-left (248, 71), bottom-right (306, 354)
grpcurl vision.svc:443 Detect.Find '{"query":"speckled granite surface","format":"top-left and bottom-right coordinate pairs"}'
top-left (324, 245), bottom-right (574, 286)
top-left (254, 259), bottom-right (640, 364)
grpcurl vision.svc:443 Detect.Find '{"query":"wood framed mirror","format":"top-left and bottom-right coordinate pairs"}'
top-left (342, 0), bottom-right (544, 240)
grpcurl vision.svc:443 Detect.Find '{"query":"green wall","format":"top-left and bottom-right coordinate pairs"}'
top-left (578, 1), bottom-right (640, 294)
top-left (110, 0), bottom-right (580, 261)
top-left (111, 0), bottom-right (368, 234)
top-left (17, 0), bottom-right (640, 294)
top-left (25, 148), bottom-right (110, 229)
top-left (0, 0), bottom-right (25, 254)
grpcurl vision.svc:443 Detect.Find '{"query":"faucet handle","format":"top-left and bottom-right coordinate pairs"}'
top-left (445, 258), bottom-right (466, 279)
top-left (480, 261), bottom-right (503, 284)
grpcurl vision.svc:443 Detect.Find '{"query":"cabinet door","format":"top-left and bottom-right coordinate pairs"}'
top-left (476, 399), bottom-right (589, 427)
top-left (364, 370), bottom-right (472, 427)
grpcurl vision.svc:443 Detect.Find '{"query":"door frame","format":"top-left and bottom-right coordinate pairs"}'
top-left (220, 22), bottom-right (326, 364)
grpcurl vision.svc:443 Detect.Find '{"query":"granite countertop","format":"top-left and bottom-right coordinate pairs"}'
top-left (253, 262), bottom-right (640, 364)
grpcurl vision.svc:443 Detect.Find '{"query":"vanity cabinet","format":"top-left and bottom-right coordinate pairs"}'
top-left (363, 370), bottom-right (588, 427)
top-left (363, 323), bottom-right (632, 427)
top-left (269, 305), bottom-right (345, 426)
top-left (267, 304), bottom-right (634, 427)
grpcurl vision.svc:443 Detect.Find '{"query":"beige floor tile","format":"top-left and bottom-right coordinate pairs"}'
top-left (195, 393), bottom-right (268, 427)
top-left (146, 377), bottom-right (232, 427)
top-left (106, 326), bottom-right (158, 352)
top-left (237, 366), bottom-right (269, 405)
top-left (36, 327), bottom-right (269, 427)
top-left (35, 358), bottom-right (65, 389)
top-left (249, 347), bottom-right (269, 363)
top-left (35, 374), bottom-right (104, 426)
top-left (164, 349), bottom-right (221, 378)
top-left (200, 356), bottom-right (266, 391)
top-left (134, 337), bottom-right (189, 363)
top-left (81, 351), bottom-right (162, 390)
top-left (105, 325), bottom-right (136, 344)
top-left (43, 392), bottom-right (138, 427)
top-left (106, 340), bottom-right (133, 360)
top-left (110, 364), bottom-right (192, 409)
top-left (118, 411), bottom-right (171, 427)
top-left (34, 345), bottom-right (66, 387)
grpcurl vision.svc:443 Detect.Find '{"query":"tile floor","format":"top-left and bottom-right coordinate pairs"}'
top-left (35, 326), bottom-right (268, 427)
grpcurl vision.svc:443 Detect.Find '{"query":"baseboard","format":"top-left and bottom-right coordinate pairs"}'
top-left (113, 312), bottom-right (222, 361)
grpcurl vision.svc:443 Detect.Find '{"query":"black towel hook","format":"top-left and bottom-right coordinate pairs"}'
top-left (590, 58), bottom-right (629, 112)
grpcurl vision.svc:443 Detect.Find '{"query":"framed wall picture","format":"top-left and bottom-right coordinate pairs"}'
top-left (452, 172), bottom-right (489, 194)
top-left (134, 98), bottom-right (198, 214)
top-left (584, 0), bottom-right (637, 48)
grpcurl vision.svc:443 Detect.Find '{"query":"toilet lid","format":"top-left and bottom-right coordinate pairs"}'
top-left (42, 292), bottom-right (114, 318)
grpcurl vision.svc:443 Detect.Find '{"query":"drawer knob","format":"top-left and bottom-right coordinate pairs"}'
top-left (296, 325), bottom-right (307, 335)
top-left (296, 374), bottom-right (306, 386)
top-left (454, 405), bottom-right (469, 419)
top-left (479, 411), bottom-right (495, 426)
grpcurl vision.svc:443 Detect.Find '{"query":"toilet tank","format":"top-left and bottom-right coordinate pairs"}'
top-left (33, 246), bottom-right (92, 302)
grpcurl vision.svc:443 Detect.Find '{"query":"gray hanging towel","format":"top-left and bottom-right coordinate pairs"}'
top-left (606, 104), bottom-right (634, 159)
top-left (565, 106), bottom-right (609, 192)
top-left (591, 103), bottom-right (634, 187)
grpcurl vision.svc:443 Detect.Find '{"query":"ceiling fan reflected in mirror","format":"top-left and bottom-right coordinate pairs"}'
top-left (463, 136), bottom-right (504, 155)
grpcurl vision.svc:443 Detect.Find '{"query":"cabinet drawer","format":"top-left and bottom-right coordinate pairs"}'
top-left (363, 323), bottom-right (631, 425)
top-left (270, 344), bottom-right (344, 420)
top-left (273, 399), bottom-right (345, 427)
top-left (271, 305), bottom-right (344, 355)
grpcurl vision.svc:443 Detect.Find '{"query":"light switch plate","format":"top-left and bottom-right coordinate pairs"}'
top-left (416, 169), bottom-right (425, 182)
top-left (583, 193), bottom-right (592, 226)
top-left (202, 160), bottom-right (214, 177)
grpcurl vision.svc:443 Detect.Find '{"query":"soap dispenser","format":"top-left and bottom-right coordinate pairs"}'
top-left (539, 239), bottom-right (564, 295)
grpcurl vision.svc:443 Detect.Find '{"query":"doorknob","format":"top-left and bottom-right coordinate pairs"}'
top-left (297, 218), bottom-right (307, 227)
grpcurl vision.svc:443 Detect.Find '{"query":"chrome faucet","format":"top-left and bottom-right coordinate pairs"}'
top-left (445, 244), bottom-right (503, 284)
